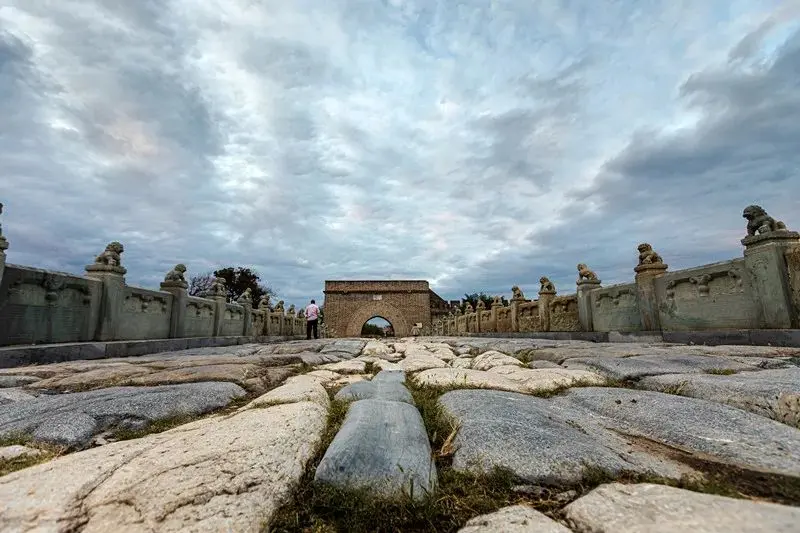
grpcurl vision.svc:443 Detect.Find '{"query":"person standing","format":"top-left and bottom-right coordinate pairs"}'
top-left (305, 299), bottom-right (320, 340)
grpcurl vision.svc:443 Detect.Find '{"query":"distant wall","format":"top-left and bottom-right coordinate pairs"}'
top-left (434, 210), bottom-right (800, 336)
top-left (0, 236), bottom-right (307, 347)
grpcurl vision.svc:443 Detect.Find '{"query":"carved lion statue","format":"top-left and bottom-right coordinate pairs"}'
top-left (274, 300), bottom-right (285, 312)
top-left (464, 302), bottom-right (474, 313)
top-left (94, 241), bottom-right (124, 266)
top-left (492, 295), bottom-right (502, 306)
top-left (476, 299), bottom-right (486, 310)
top-left (258, 295), bottom-right (271, 309)
top-left (511, 285), bottom-right (525, 300)
top-left (539, 276), bottom-right (555, 293)
top-left (743, 205), bottom-right (787, 236)
top-left (637, 243), bottom-right (663, 265)
top-left (164, 263), bottom-right (187, 283)
top-left (288, 304), bottom-right (296, 315)
top-left (237, 287), bottom-right (253, 304)
top-left (577, 263), bottom-right (598, 281)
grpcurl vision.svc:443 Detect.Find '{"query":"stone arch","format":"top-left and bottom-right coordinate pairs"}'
top-left (345, 301), bottom-right (412, 338)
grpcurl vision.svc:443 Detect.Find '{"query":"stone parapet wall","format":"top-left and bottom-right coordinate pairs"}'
top-left (434, 205), bottom-right (800, 337)
top-left (0, 221), bottom-right (308, 347)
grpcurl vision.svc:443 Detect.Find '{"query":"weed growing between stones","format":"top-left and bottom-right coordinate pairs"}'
top-left (705, 368), bottom-right (738, 375)
top-left (109, 414), bottom-right (203, 441)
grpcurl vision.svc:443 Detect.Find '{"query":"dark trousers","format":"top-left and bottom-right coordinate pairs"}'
top-left (306, 319), bottom-right (318, 339)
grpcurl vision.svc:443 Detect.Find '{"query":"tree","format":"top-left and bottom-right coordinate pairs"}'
top-left (461, 292), bottom-right (500, 311)
top-left (188, 267), bottom-right (277, 304)
top-left (361, 323), bottom-right (384, 337)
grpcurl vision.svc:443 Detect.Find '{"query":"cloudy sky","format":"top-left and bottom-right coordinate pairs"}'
top-left (2, 0), bottom-right (799, 310)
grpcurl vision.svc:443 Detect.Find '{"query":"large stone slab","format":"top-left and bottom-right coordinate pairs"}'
top-left (458, 505), bottom-right (572, 533)
top-left (0, 401), bottom-right (327, 532)
top-left (563, 483), bottom-right (800, 533)
top-left (334, 377), bottom-right (414, 405)
top-left (319, 360), bottom-right (367, 374)
top-left (362, 340), bottom-right (394, 357)
top-left (471, 351), bottom-right (523, 371)
top-left (125, 363), bottom-right (267, 387)
top-left (271, 340), bottom-right (328, 354)
top-left (415, 368), bottom-right (527, 393)
top-left (564, 354), bottom-right (754, 380)
top-left (321, 340), bottom-right (367, 358)
top-left (314, 399), bottom-right (436, 500)
top-left (640, 367), bottom-right (800, 427)
top-left (553, 387), bottom-right (800, 477)
top-left (487, 366), bottom-right (606, 391)
top-left (245, 375), bottom-right (330, 410)
top-left (438, 389), bottom-right (693, 485)
top-left (399, 354), bottom-right (448, 372)
top-left (30, 364), bottom-right (153, 391)
top-left (0, 388), bottom-right (37, 404)
top-left (0, 382), bottom-right (246, 448)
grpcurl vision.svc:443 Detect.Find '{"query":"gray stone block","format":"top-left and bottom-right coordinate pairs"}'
top-left (555, 387), bottom-right (800, 476)
top-left (662, 330), bottom-right (751, 346)
top-left (639, 367), bottom-right (800, 427)
top-left (564, 354), bottom-right (754, 380)
top-left (372, 370), bottom-right (406, 383)
top-left (0, 382), bottom-right (246, 448)
top-left (314, 399), bottom-right (436, 500)
top-left (334, 380), bottom-right (414, 404)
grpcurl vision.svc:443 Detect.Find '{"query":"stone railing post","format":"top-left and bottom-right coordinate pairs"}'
top-left (741, 206), bottom-right (800, 328)
top-left (476, 302), bottom-right (485, 333)
top-left (576, 264), bottom-right (602, 331)
top-left (274, 301), bottom-right (285, 335)
top-left (204, 276), bottom-right (228, 336)
top-left (237, 289), bottom-right (254, 336)
top-left (258, 296), bottom-right (271, 335)
top-left (0, 203), bottom-right (8, 290)
top-left (634, 243), bottom-right (668, 331)
top-left (160, 264), bottom-right (189, 338)
top-left (490, 297), bottom-right (502, 333)
top-left (85, 242), bottom-right (127, 341)
top-left (510, 286), bottom-right (525, 332)
top-left (537, 278), bottom-right (557, 332)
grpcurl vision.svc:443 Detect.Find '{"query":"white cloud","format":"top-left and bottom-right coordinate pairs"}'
top-left (1, 0), bottom-right (799, 310)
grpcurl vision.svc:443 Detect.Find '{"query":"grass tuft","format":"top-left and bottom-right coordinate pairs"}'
top-left (705, 368), bottom-right (737, 375)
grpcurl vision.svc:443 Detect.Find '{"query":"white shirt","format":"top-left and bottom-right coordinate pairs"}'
top-left (305, 304), bottom-right (319, 321)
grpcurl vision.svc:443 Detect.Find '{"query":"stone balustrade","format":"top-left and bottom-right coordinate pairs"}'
top-left (434, 205), bottom-right (800, 337)
top-left (0, 213), bottom-right (308, 346)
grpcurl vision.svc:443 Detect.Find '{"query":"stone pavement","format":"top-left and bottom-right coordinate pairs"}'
top-left (0, 336), bottom-right (798, 532)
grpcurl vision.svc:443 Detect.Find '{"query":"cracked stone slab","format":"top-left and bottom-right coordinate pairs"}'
top-left (439, 389), bottom-right (694, 485)
top-left (639, 367), bottom-right (800, 428)
top-left (314, 399), bottom-right (436, 500)
top-left (487, 366), bottom-right (606, 391)
top-left (124, 363), bottom-right (268, 387)
top-left (0, 400), bottom-right (327, 532)
top-left (563, 354), bottom-right (754, 380)
top-left (0, 382), bottom-right (246, 448)
top-left (563, 483), bottom-right (800, 533)
top-left (458, 505), bottom-right (572, 533)
top-left (362, 340), bottom-right (394, 357)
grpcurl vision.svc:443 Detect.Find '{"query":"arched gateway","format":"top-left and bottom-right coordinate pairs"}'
top-left (323, 280), bottom-right (448, 338)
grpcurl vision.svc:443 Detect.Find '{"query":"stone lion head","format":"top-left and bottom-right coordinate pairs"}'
top-left (106, 241), bottom-right (124, 254)
top-left (174, 263), bottom-right (187, 273)
top-left (742, 205), bottom-right (766, 221)
top-left (637, 243), bottom-right (652, 253)
top-left (539, 276), bottom-right (549, 284)
top-left (577, 263), bottom-right (587, 271)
